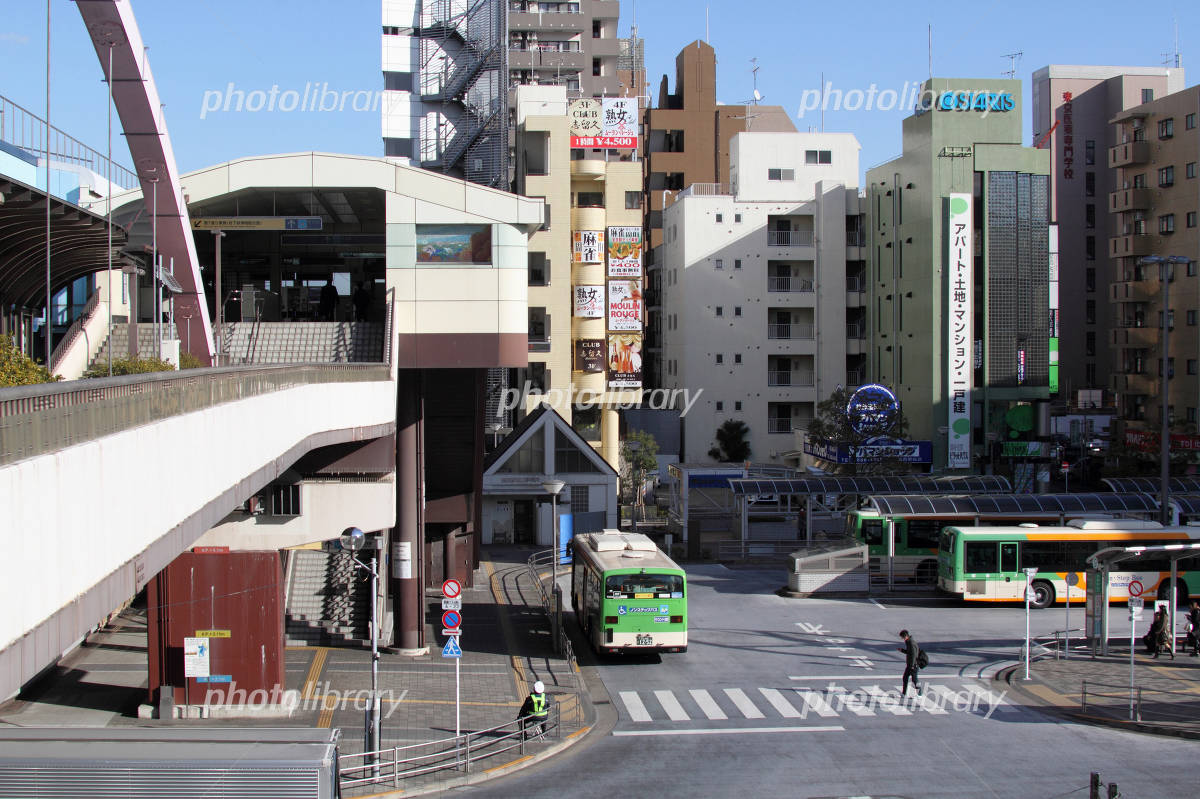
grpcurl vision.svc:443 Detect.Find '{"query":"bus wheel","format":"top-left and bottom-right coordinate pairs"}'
top-left (1030, 580), bottom-right (1055, 609)
top-left (915, 560), bottom-right (938, 585)
top-left (1157, 580), bottom-right (1189, 606)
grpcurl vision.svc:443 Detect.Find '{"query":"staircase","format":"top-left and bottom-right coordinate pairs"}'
top-left (88, 324), bottom-right (179, 371)
top-left (222, 322), bottom-right (384, 364)
top-left (285, 550), bottom-right (373, 647)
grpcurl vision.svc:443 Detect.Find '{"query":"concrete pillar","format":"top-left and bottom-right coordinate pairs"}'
top-left (600, 407), bottom-right (620, 471)
top-left (393, 370), bottom-right (426, 653)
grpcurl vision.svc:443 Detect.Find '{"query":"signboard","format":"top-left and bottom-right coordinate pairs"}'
top-left (442, 579), bottom-right (462, 599)
top-left (442, 610), bottom-right (462, 630)
top-left (607, 226), bottom-right (643, 278)
top-left (607, 280), bottom-right (642, 331)
top-left (935, 90), bottom-right (1015, 112)
top-left (569, 97), bottom-right (639, 149)
top-left (845, 384), bottom-right (899, 435)
top-left (441, 597), bottom-right (462, 611)
top-left (803, 437), bottom-right (932, 464)
top-left (195, 630), bottom-right (232, 638)
top-left (999, 441), bottom-right (1051, 457)
top-left (573, 285), bottom-right (604, 318)
top-left (607, 333), bottom-right (643, 389)
top-left (192, 546), bottom-right (229, 555)
top-left (393, 541), bottom-right (412, 579)
top-left (1128, 579), bottom-right (1143, 598)
top-left (416, 224), bottom-right (492, 265)
top-left (574, 338), bottom-right (605, 373)
top-left (183, 637), bottom-right (210, 679)
top-left (946, 193), bottom-right (973, 469)
top-left (573, 230), bottom-right (603, 264)
top-left (1125, 429), bottom-right (1200, 452)
top-left (191, 216), bottom-right (323, 231)
top-left (195, 675), bottom-right (231, 683)
top-left (442, 637), bottom-right (462, 658)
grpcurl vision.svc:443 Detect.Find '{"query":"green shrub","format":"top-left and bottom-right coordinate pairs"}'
top-left (179, 351), bottom-right (204, 370)
top-left (0, 334), bottom-right (61, 387)
top-left (83, 356), bottom-right (176, 379)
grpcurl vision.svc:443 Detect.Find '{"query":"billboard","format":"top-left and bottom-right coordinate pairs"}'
top-left (573, 285), bottom-right (604, 318)
top-left (573, 230), bottom-right (603, 264)
top-left (569, 97), bottom-right (639, 149)
top-left (415, 224), bottom-right (492, 264)
top-left (946, 193), bottom-right (973, 469)
top-left (607, 226), bottom-right (643, 278)
top-left (575, 339), bottom-right (605, 373)
top-left (607, 280), bottom-right (642, 331)
top-left (607, 333), bottom-right (643, 389)
top-left (803, 437), bottom-right (933, 465)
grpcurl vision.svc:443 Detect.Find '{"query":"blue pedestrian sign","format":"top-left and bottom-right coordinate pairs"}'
top-left (442, 637), bottom-right (462, 658)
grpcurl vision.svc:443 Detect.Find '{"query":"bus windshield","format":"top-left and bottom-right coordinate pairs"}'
top-left (606, 573), bottom-right (685, 599)
top-left (940, 530), bottom-right (955, 554)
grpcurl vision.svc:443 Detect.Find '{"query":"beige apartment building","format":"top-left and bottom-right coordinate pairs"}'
top-left (659, 132), bottom-right (865, 464)
top-left (511, 85), bottom-right (644, 469)
top-left (1107, 86), bottom-right (1200, 431)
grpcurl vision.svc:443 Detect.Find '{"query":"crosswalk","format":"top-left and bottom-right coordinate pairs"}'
top-left (613, 680), bottom-right (1015, 726)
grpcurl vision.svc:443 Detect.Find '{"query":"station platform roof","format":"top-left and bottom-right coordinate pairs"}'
top-left (863, 493), bottom-right (1159, 516)
top-left (729, 475), bottom-right (1012, 496)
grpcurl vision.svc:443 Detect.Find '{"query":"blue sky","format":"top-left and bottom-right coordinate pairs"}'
top-left (1, 0), bottom-right (1197, 181)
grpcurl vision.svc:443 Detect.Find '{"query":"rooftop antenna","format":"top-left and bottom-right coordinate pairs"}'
top-left (1164, 17), bottom-right (1182, 68)
top-left (705, 5), bottom-right (709, 43)
top-left (1002, 51), bottom-right (1023, 80)
top-left (736, 58), bottom-right (763, 131)
top-left (928, 25), bottom-right (932, 79)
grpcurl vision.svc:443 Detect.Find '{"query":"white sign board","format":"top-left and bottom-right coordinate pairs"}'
top-left (441, 597), bottom-right (462, 611)
top-left (392, 541), bottom-right (412, 579)
top-left (946, 193), bottom-right (973, 469)
top-left (573, 285), bottom-right (604, 318)
top-left (183, 637), bottom-right (210, 679)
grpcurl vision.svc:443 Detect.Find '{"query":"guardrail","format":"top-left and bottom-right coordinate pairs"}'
top-left (717, 540), bottom-right (800, 561)
top-left (526, 550), bottom-right (579, 672)
top-left (1080, 679), bottom-right (1200, 724)
top-left (339, 705), bottom-right (562, 790)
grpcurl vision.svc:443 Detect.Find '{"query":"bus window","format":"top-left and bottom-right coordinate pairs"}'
top-left (606, 573), bottom-right (685, 599)
top-left (1000, 542), bottom-right (1018, 573)
top-left (906, 519), bottom-right (942, 550)
top-left (861, 519), bottom-right (884, 546)
top-left (965, 541), bottom-right (998, 573)
top-left (1021, 541), bottom-right (1068, 572)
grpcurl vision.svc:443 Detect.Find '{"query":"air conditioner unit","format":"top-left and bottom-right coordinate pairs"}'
top-left (242, 495), bottom-right (265, 516)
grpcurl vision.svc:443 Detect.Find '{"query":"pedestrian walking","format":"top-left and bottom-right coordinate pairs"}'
top-left (353, 280), bottom-right (372, 321)
top-left (518, 680), bottom-right (551, 739)
top-left (1186, 601), bottom-right (1200, 657)
top-left (319, 278), bottom-right (339, 321)
top-left (898, 629), bottom-right (924, 696)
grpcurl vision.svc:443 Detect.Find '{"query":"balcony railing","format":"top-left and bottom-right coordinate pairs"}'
top-left (767, 276), bottom-right (814, 293)
top-left (846, 231), bottom-right (866, 247)
top-left (767, 230), bottom-right (814, 247)
top-left (768, 418), bottom-right (793, 434)
top-left (846, 323), bottom-right (866, 339)
top-left (675, 183), bottom-right (730, 199)
top-left (846, 276), bottom-right (864, 292)
top-left (767, 324), bottom-right (815, 340)
top-left (529, 337), bottom-right (551, 353)
top-left (846, 370), bottom-right (864, 386)
top-left (768, 371), bottom-right (815, 387)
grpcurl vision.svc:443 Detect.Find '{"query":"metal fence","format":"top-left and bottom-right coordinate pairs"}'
top-left (0, 94), bottom-right (138, 188)
top-left (1081, 679), bottom-right (1200, 725)
top-left (716, 539), bottom-right (800, 561)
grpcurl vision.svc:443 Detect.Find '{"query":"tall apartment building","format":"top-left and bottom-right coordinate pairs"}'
top-left (511, 85), bottom-right (643, 469)
top-left (1031, 65), bottom-right (1184, 400)
top-left (380, 0), bottom-right (622, 188)
top-left (659, 132), bottom-right (865, 464)
top-left (643, 40), bottom-right (795, 387)
top-left (868, 78), bottom-right (1052, 476)
top-left (1107, 86), bottom-right (1200, 432)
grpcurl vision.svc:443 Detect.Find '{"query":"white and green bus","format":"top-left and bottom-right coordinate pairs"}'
top-left (570, 531), bottom-right (687, 655)
top-left (938, 521), bottom-right (1200, 608)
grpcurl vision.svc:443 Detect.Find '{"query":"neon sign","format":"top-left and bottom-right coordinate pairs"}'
top-left (936, 91), bottom-right (1015, 113)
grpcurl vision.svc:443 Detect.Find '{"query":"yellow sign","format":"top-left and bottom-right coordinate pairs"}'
top-left (195, 629), bottom-right (232, 638)
top-left (190, 217), bottom-right (323, 231)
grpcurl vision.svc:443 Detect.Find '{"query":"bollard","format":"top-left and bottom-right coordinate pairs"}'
top-left (464, 731), bottom-right (472, 773)
top-left (1135, 687), bottom-right (1142, 722)
top-left (393, 746), bottom-right (400, 787)
top-left (1090, 772), bottom-right (1100, 799)
top-left (1081, 680), bottom-right (1087, 711)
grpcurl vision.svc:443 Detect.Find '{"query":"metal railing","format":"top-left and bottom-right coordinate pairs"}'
top-left (768, 371), bottom-right (815, 387)
top-left (847, 323), bottom-right (865, 339)
top-left (767, 276), bottom-right (814, 293)
top-left (767, 418), bottom-right (793, 434)
top-left (717, 540), bottom-right (801, 561)
top-left (49, 290), bottom-right (101, 372)
top-left (339, 705), bottom-right (563, 790)
top-left (526, 550), bottom-right (579, 672)
top-left (1080, 680), bottom-right (1200, 724)
top-left (0, 363), bottom-right (390, 466)
top-left (767, 230), bottom-right (814, 247)
top-left (675, 183), bottom-right (730, 199)
top-left (767, 323), bottom-right (815, 340)
top-left (0, 94), bottom-right (137, 188)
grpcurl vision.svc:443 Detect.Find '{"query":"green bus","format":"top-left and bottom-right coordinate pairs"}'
top-left (570, 531), bottom-right (687, 655)
top-left (937, 521), bottom-right (1200, 608)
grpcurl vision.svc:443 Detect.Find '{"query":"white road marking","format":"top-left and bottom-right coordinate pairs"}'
top-left (619, 690), bottom-right (652, 722)
top-left (689, 689), bottom-right (728, 720)
top-left (914, 686), bottom-right (950, 714)
top-left (758, 688), bottom-right (801, 718)
top-left (723, 688), bottom-right (765, 719)
top-left (612, 725), bottom-right (844, 737)
top-left (870, 598), bottom-right (887, 610)
top-left (796, 689), bottom-right (838, 718)
top-left (654, 689), bottom-right (690, 721)
top-left (789, 673), bottom-right (961, 681)
top-left (863, 684), bottom-right (912, 715)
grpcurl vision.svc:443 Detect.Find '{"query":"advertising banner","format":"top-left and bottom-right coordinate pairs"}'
top-left (573, 230), bottom-right (603, 263)
top-left (607, 333), bottom-right (643, 389)
top-left (946, 193), bottom-right (973, 469)
top-left (803, 438), bottom-right (933, 464)
top-left (575, 339), bottom-right (605, 373)
top-left (569, 97), bottom-right (639, 149)
top-left (607, 226), bottom-right (643, 278)
top-left (573, 285), bottom-right (604, 318)
top-left (607, 280), bottom-right (643, 331)
top-left (415, 224), bottom-right (492, 264)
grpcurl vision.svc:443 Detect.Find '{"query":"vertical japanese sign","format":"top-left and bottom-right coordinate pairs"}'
top-left (1048, 224), bottom-right (1060, 393)
top-left (575, 339), bottom-right (605, 373)
top-left (573, 285), bottom-right (604, 318)
top-left (607, 226), bottom-right (643, 277)
top-left (607, 333), bottom-right (643, 388)
top-left (946, 193), bottom-right (973, 469)
top-left (573, 230), bottom-right (603, 263)
top-left (1060, 92), bottom-right (1074, 180)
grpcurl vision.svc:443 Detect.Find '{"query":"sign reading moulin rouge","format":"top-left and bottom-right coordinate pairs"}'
top-left (569, 97), bottom-right (639, 149)
top-left (947, 194), bottom-right (973, 469)
top-left (607, 226), bottom-right (642, 278)
top-left (607, 280), bottom-right (642, 331)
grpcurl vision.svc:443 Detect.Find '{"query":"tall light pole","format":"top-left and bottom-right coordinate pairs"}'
top-left (340, 526), bottom-right (380, 770)
top-left (542, 479), bottom-right (566, 654)
top-left (1136, 255), bottom-right (1192, 526)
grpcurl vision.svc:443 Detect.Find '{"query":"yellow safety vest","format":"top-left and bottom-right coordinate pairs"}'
top-left (531, 692), bottom-right (548, 717)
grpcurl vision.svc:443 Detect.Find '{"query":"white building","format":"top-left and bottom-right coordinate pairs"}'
top-left (659, 132), bottom-right (867, 464)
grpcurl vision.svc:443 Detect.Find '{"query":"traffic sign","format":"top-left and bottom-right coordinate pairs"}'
top-left (183, 637), bottom-right (210, 678)
top-left (1066, 572), bottom-right (1079, 587)
top-left (1025, 587), bottom-right (1037, 602)
top-left (442, 637), bottom-right (462, 658)
top-left (442, 610), bottom-right (461, 630)
top-left (1129, 596), bottom-right (1145, 609)
top-left (441, 597), bottom-right (462, 611)
top-left (442, 579), bottom-right (462, 599)
top-left (1129, 580), bottom-right (1144, 598)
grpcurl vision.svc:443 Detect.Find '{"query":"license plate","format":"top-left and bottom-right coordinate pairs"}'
top-left (636, 634), bottom-right (653, 646)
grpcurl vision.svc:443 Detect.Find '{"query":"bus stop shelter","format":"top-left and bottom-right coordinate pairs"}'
top-left (1086, 541), bottom-right (1200, 656)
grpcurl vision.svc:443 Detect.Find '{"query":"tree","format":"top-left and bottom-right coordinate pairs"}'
top-left (0, 334), bottom-right (61, 387)
top-left (708, 419), bottom-right (751, 463)
top-left (804, 385), bottom-right (912, 475)
top-left (620, 429), bottom-right (659, 507)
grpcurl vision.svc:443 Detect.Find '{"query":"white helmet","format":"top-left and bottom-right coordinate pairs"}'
top-left (533, 681), bottom-right (545, 693)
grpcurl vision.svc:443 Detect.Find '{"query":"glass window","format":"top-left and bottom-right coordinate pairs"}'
top-left (606, 573), bottom-right (684, 599)
top-left (861, 519), bottom-right (884, 546)
top-left (1085, 172), bottom-right (1095, 197)
top-left (625, 191), bottom-right (642, 209)
top-left (1085, 203), bottom-right (1095, 228)
top-left (1085, 140), bottom-right (1095, 165)
top-left (1000, 543), bottom-right (1018, 573)
top-left (715, 306), bottom-right (723, 317)
top-left (1086, 299), bottom-right (1096, 324)
top-left (715, 353), bottom-right (723, 364)
top-left (1086, 267), bottom-right (1096, 292)
top-left (735, 214), bottom-right (742, 223)
top-left (497, 432), bottom-right (544, 473)
top-left (1159, 214), bottom-right (1175, 234)
top-left (573, 404), bottom-right (601, 441)
top-left (555, 428), bottom-right (601, 473)
top-left (1188, 211), bottom-right (1197, 228)
top-left (715, 401), bottom-right (723, 411)
top-left (1159, 118), bottom-right (1174, 138)
top-left (1189, 163), bottom-right (1198, 179)
top-left (715, 213), bottom-right (723, 223)
top-left (1158, 166), bottom-right (1175, 187)
top-left (734, 306), bottom-right (742, 316)
top-left (715, 259), bottom-right (724, 269)
top-left (734, 259), bottom-right (742, 269)
top-left (734, 353), bottom-right (742, 363)
top-left (1142, 88), bottom-right (1154, 103)
top-left (571, 484), bottom-right (590, 512)
top-left (965, 541), bottom-right (997, 573)
top-left (735, 401), bottom-right (742, 411)
top-left (905, 520), bottom-right (943, 551)
top-left (1187, 113), bottom-right (1197, 130)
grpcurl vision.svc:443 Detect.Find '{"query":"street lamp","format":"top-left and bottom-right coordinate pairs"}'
top-left (1135, 255), bottom-right (1192, 526)
top-left (340, 526), bottom-right (380, 770)
top-left (542, 479), bottom-right (566, 655)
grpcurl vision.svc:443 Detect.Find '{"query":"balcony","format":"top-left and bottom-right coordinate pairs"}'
top-left (767, 276), bottom-right (814, 293)
top-left (768, 323), bottom-right (816, 340)
top-left (528, 337), bottom-right (551, 353)
top-left (768, 371), bottom-right (816, 387)
top-left (1109, 141), bottom-right (1151, 168)
top-left (1110, 280), bottom-right (1155, 303)
top-left (1109, 233), bottom-right (1155, 258)
top-left (846, 370), bottom-right (865, 387)
top-left (1109, 188), bottom-right (1153, 213)
top-left (570, 158), bottom-right (606, 178)
top-left (846, 231), bottom-right (866, 247)
top-left (768, 418), bottom-right (794, 434)
top-left (507, 49), bottom-right (586, 72)
top-left (846, 322), bottom-right (866, 339)
top-left (767, 230), bottom-right (814, 247)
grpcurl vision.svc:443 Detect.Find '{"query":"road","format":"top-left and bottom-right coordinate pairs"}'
top-left (462, 565), bottom-right (1200, 798)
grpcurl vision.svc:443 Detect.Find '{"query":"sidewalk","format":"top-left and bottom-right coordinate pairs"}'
top-left (1001, 642), bottom-right (1200, 739)
top-left (0, 546), bottom-right (589, 796)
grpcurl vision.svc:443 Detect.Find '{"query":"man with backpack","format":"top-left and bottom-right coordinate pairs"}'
top-left (898, 629), bottom-right (926, 696)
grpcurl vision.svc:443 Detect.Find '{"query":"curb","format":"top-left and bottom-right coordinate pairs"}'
top-left (997, 664), bottom-right (1200, 741)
